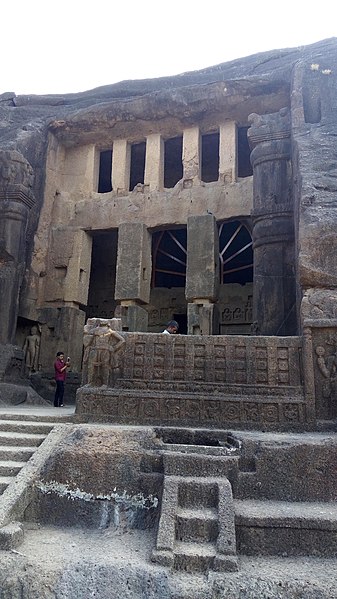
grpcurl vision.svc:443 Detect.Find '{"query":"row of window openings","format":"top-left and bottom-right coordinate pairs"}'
top-left (98, 128), bottom-right (252, 194)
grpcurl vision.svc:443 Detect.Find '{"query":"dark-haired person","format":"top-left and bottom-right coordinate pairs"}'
top-left (54, 352), bottom-right (70, 407)
top-left (162, 320), bottom-right (179, 334)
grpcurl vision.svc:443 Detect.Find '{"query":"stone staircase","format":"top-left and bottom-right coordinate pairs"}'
top-left (0, 413), bottom-right (72, 496)
top-left (152, 428), bottom-right (337, 570)
top-left (152, 434), bottom-right (239, 573)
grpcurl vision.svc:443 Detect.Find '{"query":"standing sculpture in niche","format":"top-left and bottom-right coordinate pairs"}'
top-left (82, 318), bottom-right (125, 387)
top-left (23, 325), bottom-right (41, 373)
top-left (315, 343), bottom-right (337, 410)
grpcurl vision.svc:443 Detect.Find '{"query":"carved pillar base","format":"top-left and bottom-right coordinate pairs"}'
top-left (187, 302), bottom-right (218, 335)
top-left (116, 302), bottom-right (148, 332)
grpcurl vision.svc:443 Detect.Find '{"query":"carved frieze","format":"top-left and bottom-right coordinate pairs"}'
top-left (77, 386), bottom-right (306, 429)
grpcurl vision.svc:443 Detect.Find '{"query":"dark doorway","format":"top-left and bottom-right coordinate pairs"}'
top-left (86, 230), bottom-right (118, 320)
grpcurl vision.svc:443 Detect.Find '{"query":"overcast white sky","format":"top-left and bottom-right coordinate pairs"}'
top-left (1, 0), bottom-right (336, 96)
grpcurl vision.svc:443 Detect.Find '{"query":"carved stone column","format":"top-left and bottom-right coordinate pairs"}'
top-left (115, 222), bottom-right (151, 331)
top-left (0, 150), bottom-right (35, 345)
top-left (186, 214), bottom-right (219, 334)
top-left (145, 134), bottom-right (164, 192)
top-left (182, 127), bottom-right (200, 186)
top-left (248, 108), bottom-right (297, 335)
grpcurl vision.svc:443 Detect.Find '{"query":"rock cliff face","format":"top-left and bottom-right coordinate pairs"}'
top-left (0, 37), bottom-right (336, 257)
top-left (1, 37), bottom-right (337, 406)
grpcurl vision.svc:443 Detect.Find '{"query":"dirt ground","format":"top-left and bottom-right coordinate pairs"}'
top-left (0, 524), bottom-right (337, 598)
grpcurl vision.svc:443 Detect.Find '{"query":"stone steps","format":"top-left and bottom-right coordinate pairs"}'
top-left (163, 451), bottom-right (239, 478)
top-left (0, 446), bottom-right (37, 461)
top-left (235, 499), bottom-right (337, 557)
top-left (173, 540), bottom-right (216, 572)
top-left (174, 478), bottom-right (220, 569)
top-left (0, 419), bottom-right (55, 435)
top-left (0, 416), bottom-right (64, 497)
top-left (0, 431), bottom-right (46, 447)
top-left (177, 477), bottom-right (219, 509)
top-left (0, 476), bottom-right (15, 494)
top-left (0, 460), bottom-right (27, 476)
top-left (0, 412), bottom-right (73, 423)
top-left (153, 474), bottom-right (238, 573)
top-left (176, 507), bottom-right (218, 543)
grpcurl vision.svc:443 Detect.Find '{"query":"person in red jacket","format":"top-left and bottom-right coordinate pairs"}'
top-left (54, 352), bottom-right (70, 407)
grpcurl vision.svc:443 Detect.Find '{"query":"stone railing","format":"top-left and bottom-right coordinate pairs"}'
top-left (77, 320), bottom-right (308, 430)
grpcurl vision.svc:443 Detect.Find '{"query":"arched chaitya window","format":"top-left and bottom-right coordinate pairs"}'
top-left (152, 228), bottom-right (187, 288)
top-left (218, 220), bottom-right (253, 285)
top-left (152, 221), bottom-right (253, 289)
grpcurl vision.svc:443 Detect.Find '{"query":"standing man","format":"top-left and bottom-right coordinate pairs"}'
top-left (54, 352), bottom-right (70, 407)
top-left (162, 320), bottom-right (179, 334)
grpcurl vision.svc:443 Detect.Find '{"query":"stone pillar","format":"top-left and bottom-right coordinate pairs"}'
top-left (182, 127), bottom-right (200, 185)
top-left (37, 306), bottom-right (86, 372)
top-left (0, 150), bottom-right (35, 345)
top-left (219, 121), bottom-right (237, 183)
top-left (115, 223), bottom-right (151, 331)
top-left (248, 108), bottom-right (297, 336)
top-left (63, 230), bottom-right (92, 305)
top-left (144, 134), bottom-right (164, 192)
top-left (41, 228), bottom-right (92, 370)
top-left (186, 214), bottom-right (219, 334)
top-left (111, 139), bottom-right (130, 194)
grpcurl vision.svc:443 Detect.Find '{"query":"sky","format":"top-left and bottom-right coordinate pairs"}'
top-left (1, 0), bottom-right (336, 97)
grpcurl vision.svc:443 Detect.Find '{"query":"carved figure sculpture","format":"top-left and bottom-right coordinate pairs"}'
top-left (23, 325), bottom-right (41, 373)
top-left (83, 318), bottom-right (125, 387)
top-left (315, 345), bottom-right (337, 400)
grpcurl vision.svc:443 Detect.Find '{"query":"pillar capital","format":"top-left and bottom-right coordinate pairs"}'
top-left (248, 108), bottom-right (291, 149)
